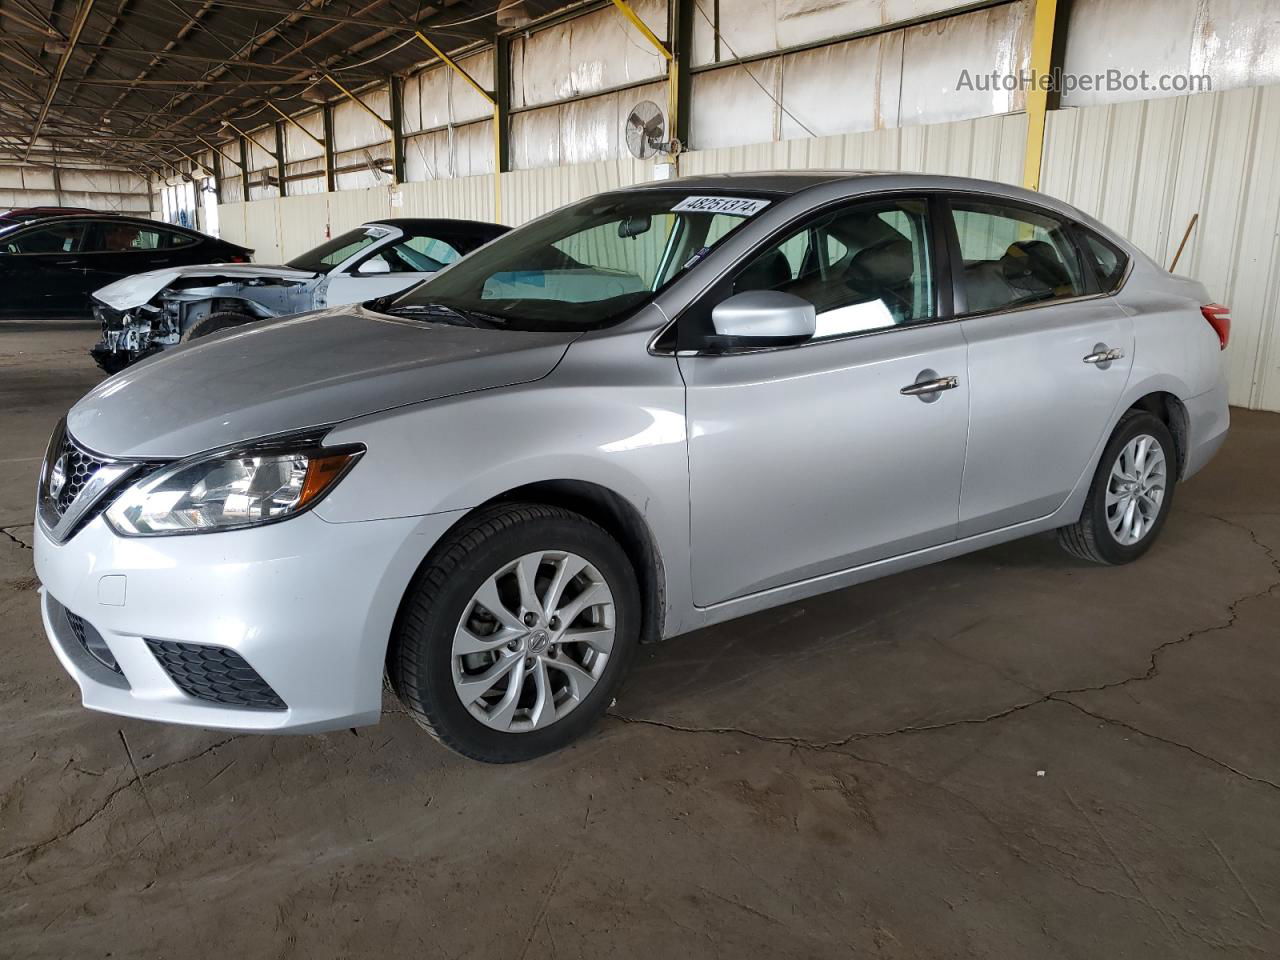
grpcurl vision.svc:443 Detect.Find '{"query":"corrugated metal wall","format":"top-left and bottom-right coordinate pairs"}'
top-left (1, 162), bottom-right (151, 213)
top-left (1041, 84), bottom-right (1280, 410)
top-left (216, 156), bottom-right (658, 263)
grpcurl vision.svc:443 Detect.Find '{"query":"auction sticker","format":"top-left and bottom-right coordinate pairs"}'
top-left (671, 196), bottom-right (771, 216)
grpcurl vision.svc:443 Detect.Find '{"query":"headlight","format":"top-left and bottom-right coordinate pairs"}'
top-left (105, 439), bottom-right (362, 536)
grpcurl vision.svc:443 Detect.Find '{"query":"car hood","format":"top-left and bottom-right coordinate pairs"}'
top-left (93, 263), bottom-right (319, 311)
top-left (68, 307), bottom-right (576, 459)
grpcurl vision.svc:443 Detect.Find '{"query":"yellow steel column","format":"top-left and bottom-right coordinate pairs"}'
top-left (413, 31), bottom-right (502, 221)
top-left (1022, 0), bottom-right (1059, 191)
top-left (608, 0), bottom-right (677, 156)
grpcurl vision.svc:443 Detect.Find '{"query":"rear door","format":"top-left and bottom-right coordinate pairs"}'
top-left (85, 220), bottom-right (188, 289)
top-left (946, 196), bottom-right (1134, 536)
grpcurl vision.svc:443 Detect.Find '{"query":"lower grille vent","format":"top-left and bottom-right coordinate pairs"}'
top-left (66, 610), bottom-right (122, 674)
top-left (145, 640), bottom-right (286, 711)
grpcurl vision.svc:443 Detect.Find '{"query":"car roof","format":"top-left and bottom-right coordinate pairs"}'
top-left (9, 213), bottom-right (212, 237)
top-left (369, 218), bottom-right (508, 235)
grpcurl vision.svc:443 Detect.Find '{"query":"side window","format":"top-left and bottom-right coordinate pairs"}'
top-left (380, 235), bottom-right (462, 273)
top-left (96, 222), bottom-right (167, 251)
top-left (725, 197), bottom-right (936, 340)
top-left (322, 233), bottom-right (383, 267)
top-left (949, 200), bottom-right (1087, 313)
top-left (1079, 230), bottom-right (1128, 292)
top-left (5, 222), bottom-right (88, 254)
top-left (162, 229), bottom-right (197, 249)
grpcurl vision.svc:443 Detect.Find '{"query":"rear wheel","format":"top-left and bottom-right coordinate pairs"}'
top-left (388, 503), bottom-right (640, 762)
top-left (1058, 410), bottom-right (1176, 564)
top-left (182, 310), bottom-right (257, 341)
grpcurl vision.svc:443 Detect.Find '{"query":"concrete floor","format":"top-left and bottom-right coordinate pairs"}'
top-left (3, 319), bottom-right (1279, 959)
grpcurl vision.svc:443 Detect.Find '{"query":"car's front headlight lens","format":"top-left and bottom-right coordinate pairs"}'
top-left (105, 441), bottom-right (362, 536)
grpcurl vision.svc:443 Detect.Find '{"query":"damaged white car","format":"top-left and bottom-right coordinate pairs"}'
top-left (89, 217), bottom-right (507, 372)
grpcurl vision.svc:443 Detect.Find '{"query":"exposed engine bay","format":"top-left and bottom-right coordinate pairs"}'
top-left (91, 270), bottom-right (319, 373)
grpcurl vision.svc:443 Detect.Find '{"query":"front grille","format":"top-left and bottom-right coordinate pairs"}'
top-left (145, 640), bottom-right (286, 711)
top-left (65, 609), bottom-right (121, 674)
top-left (48, 433), bottom-right (110, 520)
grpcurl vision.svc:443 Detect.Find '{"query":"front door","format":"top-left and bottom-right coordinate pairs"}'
top-left (944, 197), bottom-right (1134, 535)
top-left (679, 196), bottom-right (970, 607)
top-left (0, 219), bottom-right (94, 315)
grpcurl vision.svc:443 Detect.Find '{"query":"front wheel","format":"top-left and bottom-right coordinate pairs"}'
top-left (1058, 410), bottom-right (1177, 564)
top-left (388, 503), bottom-right (641, 762)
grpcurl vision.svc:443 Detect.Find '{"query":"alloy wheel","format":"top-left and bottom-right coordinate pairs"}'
top-left (1105, 433), bottom-right (1167, 546)
top-left (451, 550), bottom-right (616, 732)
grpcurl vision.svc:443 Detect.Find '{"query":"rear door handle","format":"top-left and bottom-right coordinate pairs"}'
top-left (1083, 347), bottom-right (1124, 364)
top-left (55, 259), bottom-right (80, 265)
top-left (900, 375), bottom-right (959, 396)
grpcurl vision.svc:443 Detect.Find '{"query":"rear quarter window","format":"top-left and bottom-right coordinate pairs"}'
top-left (1079, 230), bottom-right (1129, 292)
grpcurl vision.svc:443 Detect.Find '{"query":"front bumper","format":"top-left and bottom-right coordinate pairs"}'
top-left (33, 508), bottom-right (463, 733)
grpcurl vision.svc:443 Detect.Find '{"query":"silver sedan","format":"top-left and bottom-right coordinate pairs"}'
top-left (33, 172), bottom-right (1230, 762)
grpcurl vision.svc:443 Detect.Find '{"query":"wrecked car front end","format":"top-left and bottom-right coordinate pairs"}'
top-left (90, 267), bottom-right (320, 373)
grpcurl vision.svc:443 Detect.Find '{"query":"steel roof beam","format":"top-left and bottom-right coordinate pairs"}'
top-left (26, 0), bottom-right (99, 161)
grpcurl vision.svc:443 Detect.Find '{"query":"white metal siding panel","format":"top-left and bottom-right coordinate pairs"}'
top-left (691, 0), bottom-right (983, 66)
top-left (332, 89), bottom-right (393, 152)
top-left (1062, 0), bottom-right (1280, 108)
top-left (283, 110), bottom-right (324, 162)
top-left (510, 0), bottom-right (667, 110)
top-left (688, 2), bottom-right (1030, 150)
top-left (241, 198), bottom-right (283, 264)
top-left (679, 112), bottom-right (1026, 182)
top-left (1042, 84), bottom-right (1280, 410)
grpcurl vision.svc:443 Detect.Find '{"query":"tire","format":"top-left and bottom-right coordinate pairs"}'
top-left (182, 310), bottom-right (257, 341)
top-left (1058, 410), bottom-right (1177, 565)
top-left (388, 502), bottom-right (641, 763)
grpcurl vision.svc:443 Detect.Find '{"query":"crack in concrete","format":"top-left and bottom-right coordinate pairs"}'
top-left (610, 515), bottom-right (1280, 795)
top-left (0, 735), bottom-right (242, 865)
top-left (1, 525), bottom-right (32, 551)
top-left (1051, 698), bottom-right (1280, 791)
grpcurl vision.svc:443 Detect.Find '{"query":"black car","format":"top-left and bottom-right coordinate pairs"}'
top-left (0, 215), bottom-right (252, 317)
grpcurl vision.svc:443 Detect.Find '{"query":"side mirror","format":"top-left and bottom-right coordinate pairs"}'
top-left (707, 290), bottom-right (816, 352)
top-left (358, 255), bottom-right (391, 274)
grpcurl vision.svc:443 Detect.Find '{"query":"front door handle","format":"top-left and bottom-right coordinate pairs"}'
top-left (1083, 346), bottom-right (1124, 364)
top-left (900, 375), bottom-right (959, 397)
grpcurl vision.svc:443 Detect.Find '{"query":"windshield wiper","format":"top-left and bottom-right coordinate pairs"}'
top-left (384, 302), bottom-right (511, 328)
top-left (380, 303), bottom-right (481, 327)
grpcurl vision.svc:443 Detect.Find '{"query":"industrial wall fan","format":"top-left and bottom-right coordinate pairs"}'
top-left (625, 101), bottom-right (680, 159)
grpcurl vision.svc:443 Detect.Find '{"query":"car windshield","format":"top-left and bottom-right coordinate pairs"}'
top-left (286, 225), bottom-right (390, 272)
top-left (386, 190), bottom-right (775, 331)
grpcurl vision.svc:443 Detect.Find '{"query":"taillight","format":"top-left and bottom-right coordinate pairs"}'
top-left (1201, 303), bottom-right (1230, 350)
top-left (229, 255), bottom-right (249, 263)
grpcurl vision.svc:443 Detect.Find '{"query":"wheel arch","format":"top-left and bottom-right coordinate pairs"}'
top-left (1125, 390), bottom-right (1189, 478)
top-left (484, 480), bottom-right (667, 646)
top-left (391, 479), bottom-right (669, 653)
